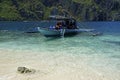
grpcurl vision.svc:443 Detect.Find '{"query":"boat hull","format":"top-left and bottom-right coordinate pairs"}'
top-left (38, 28), bottom-right (78, 37)
top-left (39, 28), bottom-right (61, 37)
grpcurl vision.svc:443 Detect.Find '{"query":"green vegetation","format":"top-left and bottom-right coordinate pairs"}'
top-left (0, 0), bottom-right (21, 20)
top-left (0, 0), bottom-right (120, 21)
top-left (73, 0), bottom-right (93, 5)
top-left (43, 7), bottom-right (51, 19)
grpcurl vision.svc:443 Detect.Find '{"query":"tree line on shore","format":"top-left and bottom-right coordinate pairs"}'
top-left (0, 0), bottom-right (120, 21)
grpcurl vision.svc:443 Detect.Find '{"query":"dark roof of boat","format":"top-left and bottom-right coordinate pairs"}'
top-left (48, 15), bottom-right (75, 20)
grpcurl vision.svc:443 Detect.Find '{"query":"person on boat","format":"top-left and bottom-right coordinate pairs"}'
top-left (69, 22), bottom-right (74, 29)
top-left (67, 21), bottom-right (74, 29)
top-left (55, 22), bottom-right (62, 29)
top-left (67, 20), bottom-right (77, 29)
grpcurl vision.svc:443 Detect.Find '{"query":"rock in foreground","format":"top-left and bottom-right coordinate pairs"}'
top-left (17, 67), bottom-right (36, 74)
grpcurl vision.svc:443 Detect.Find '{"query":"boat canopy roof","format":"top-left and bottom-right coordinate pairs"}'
top-left (48, 15), bottom-right (76, 21)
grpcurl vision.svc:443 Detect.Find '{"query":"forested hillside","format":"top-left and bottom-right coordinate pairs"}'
top-left (0, 0), bottom-right (120, 21)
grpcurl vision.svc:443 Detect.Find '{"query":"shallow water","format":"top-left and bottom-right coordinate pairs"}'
top-left (0, 21), bottom-right (120, 80)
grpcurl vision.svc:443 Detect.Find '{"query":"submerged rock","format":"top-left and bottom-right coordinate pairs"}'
top-left (17, 67), bottom-right (36, 74)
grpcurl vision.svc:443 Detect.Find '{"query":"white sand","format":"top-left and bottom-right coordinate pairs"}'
top-left (0, 49), bottom-right (119, 80)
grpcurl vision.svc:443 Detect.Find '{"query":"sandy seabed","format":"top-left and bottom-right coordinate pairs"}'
top-left (0, 49), bottom-right (120, 80)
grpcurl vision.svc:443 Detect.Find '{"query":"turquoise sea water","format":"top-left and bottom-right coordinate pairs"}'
top-left (0, 21), bottom-right (120, 80)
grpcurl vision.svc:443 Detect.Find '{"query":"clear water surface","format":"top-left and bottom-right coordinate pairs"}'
top-left (0, 21), bottom-right (120, 80)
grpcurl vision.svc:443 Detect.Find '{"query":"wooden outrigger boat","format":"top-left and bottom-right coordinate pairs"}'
top-left (38, 15), bottom-right (94, 37)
